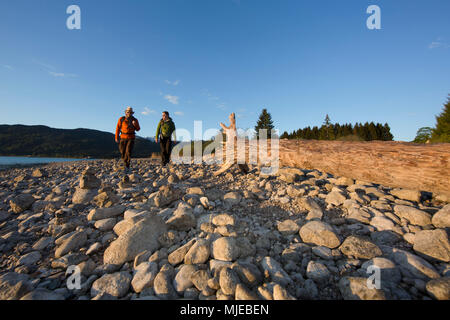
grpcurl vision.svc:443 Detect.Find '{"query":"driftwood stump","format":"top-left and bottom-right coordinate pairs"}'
top-left (213, 112), bottom-right (249, 176)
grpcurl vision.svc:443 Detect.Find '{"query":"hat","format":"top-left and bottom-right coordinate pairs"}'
top-left (125, 106), bottom-right (134, 114)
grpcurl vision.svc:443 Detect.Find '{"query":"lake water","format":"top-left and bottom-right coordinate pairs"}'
top-left (0, 156), bottom-right (91, 166)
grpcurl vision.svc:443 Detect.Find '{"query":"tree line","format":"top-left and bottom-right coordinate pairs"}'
top-left (279, 115), bottom-right (394, 141)
top-left (0, 125), bottom-right (159, 158)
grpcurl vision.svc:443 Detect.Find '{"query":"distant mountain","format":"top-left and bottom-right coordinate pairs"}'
top-left (0, 124), bottom-right (160, 158)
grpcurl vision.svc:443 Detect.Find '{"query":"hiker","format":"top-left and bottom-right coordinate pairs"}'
top-left (155, 111), bottom-right (176, 166)
top-left (214, 112), bottom-right (249, 176)
top-left (115, 106), bottom-right (140, 172)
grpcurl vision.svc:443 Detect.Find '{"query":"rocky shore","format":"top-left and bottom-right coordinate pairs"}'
top-left (0, 159), bottom-right (449, 300)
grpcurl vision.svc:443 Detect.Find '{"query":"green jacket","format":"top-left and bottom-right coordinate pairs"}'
top-left (156, 118), bottom-right (176, 139)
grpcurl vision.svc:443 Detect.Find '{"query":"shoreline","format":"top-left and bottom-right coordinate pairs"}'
top-left (0, 159), bottom-right (448, 301)
top-left (0, 158), bottom-right (99, 172)
top-left (0, 158), bottom-right (158, 172)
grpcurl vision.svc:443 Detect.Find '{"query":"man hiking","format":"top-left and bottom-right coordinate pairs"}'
top-left (155, 111), bottom-right (176, 166)
top-left (115, 106), bottom-right (140, 172)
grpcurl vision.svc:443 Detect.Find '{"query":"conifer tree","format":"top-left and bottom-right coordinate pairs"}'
top-left (376, 123), bottom-right (383, 140)
top-left (324, 114), bottom-right (331, 127)
top-left (321, 114), bottom-right (334, 140)
top-left (255, 108), bottom-right (274, 139)
top-left (382, 123), bottom-right (394, 141)
top-left (312, 126), bottom-right (319, 139)
top-left (368, 122), bottom-right (378, 140)
top-left (431, 95), bottom-right (450, 143)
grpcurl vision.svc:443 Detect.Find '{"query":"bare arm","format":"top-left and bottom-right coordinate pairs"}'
top-left (133, 118), bottom-right (140, 131)
top-left (220, 122), bottom-right (230, 130)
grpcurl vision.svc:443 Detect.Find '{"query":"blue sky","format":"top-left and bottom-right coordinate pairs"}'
top-left (0, 0), bottom-right (449, 142)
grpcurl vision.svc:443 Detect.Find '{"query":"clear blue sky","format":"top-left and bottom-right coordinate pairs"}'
top-left (1, 0), bottom-right (449, 141)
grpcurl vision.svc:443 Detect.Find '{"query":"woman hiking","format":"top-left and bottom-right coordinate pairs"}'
top-left (155, 111), bottom-right (176, 166)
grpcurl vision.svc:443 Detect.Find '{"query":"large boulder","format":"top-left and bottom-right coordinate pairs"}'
top-left (212, 213), bottom-right (236, 226)
top-left (346, 207), bottom-right (372, 224)
top-left (173, 264), bottom-right (198, 294)
top-left (131, 262), bottom-right (159, 293)
top-left (390, 188), bottom-right (421, 203)
top-left (166, 206), bottom-right (196, 231)
top-left (55, 231), bottom-right (87, 258)
top-left (79, 167), bottom-right (101, 189)
top-left (0, 273), bottom-right (32, 300)
top-left (184, 239), bottom-right (210, 264)
top-left (9, 194), bottom-right (35, 214)
top-left (361, 258), bottom-right (401, 285)
top-left (168, 239), bottom-right (196, 266)
top-left (299, 221), bottom-right (341, 249)
top-left (72, 188), bottom-right (98, 205)
top-left (219, 267), bottom-right (241, 296)
top-left (186, 187), bottom-right (204, 196)
top-left (426, 277), bottom-right (450, 300)
top-left (390, 248), bottom-right (440, 280)
top-left (338, 277), bottom-right (386, 300)
top-left (277, 168), bottom-right (304, 183)
top-left (91, 272), bottom-right (132, 298)
top-left (325, 190), bottom-right (347, 207)
top-left (339, 236), bottom-right (382, 260)
top-left (260, 256), bottom-right (293, 287)
top-left (51, 253), bottom-right (88, 269)
top-left (232, 261), bottom-right (263, 288)
top-left (413, 229), bottom-right (450, 263)
top-left (223, 192), bottom-right (242, 206)
top-left (113, 211), bottom-right (154, 236)
top-left (153, 185), bottom-right (183, 208)
top-left (94, 218), bottom-right (117, 232)
top-left (335, 176), bottom-right (355, 187)
top-left (432, 204), bottom-right (450, 228)
top-left (87, 205), bottom-right (126, 221)
top-left (103, 215), bottom-right (167, 265)
top-left (277, 219), bottom-right (300, 235)
top-left (393, 205), bottom-right (431, 226)
top-left (212, 237), bottom-right (240, 262)
top-left (298, 197), bottom-right (323, 221)
top-left (306, 261), bottom-right (330, 283)
top-left (235, 283), bottom-right (260, 300)
top-left (92, 191), bottom-right (120, 208)
top-left (17, 251), bottom-right (41, 267)
top-left (370, 216), bottom-right (396, 232)
top-left (190, 269), bottom-right (210, 293)
top-left (153, 264), bottom-right (178, 299)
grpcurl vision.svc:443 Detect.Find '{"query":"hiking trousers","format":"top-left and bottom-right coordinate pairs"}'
top-left (160, 136), bottom-right (172, 165)
top-left (119, 138), bottom-right (135, 168)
